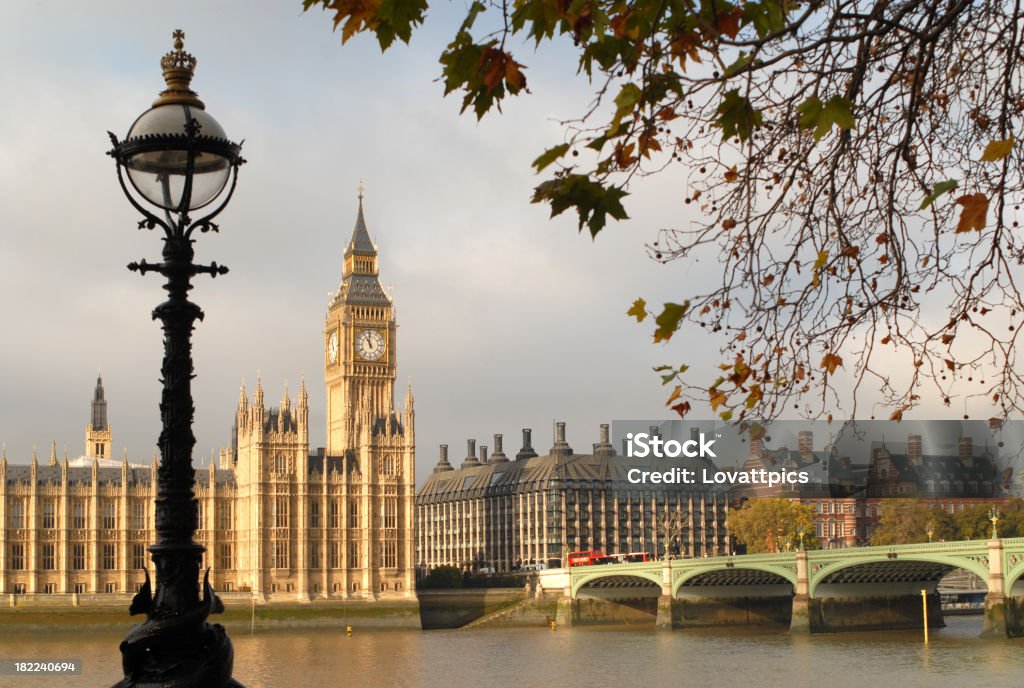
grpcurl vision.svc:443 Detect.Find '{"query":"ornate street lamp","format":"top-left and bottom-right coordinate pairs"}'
top-left (989, 506), bottom-right (1001, 540)
top-left (107, 30), bottom-right (245, 688)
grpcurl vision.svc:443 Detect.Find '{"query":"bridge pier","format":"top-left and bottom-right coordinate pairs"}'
top-left (556, 590), bottom-right (575, 628)
top-left (982, 539), bottom-right (1010, 637)
top-left (790, 551), bottom-right (811, 634)
top-left (656, 595), bottom-right (674, 630)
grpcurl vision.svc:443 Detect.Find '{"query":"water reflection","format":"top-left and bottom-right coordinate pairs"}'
top-left (0, 617), bottom-right (1019, 688)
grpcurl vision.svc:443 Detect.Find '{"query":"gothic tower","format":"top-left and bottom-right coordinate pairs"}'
top-left (324, 192), bottom-right (398, 451)
top-left (323, 190), bottom-right (416, 599)
top-left (85, 375), bottom-right (112, 459)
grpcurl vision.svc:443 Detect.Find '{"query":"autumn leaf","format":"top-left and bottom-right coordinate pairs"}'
top-left (954, 193), bottom-right (989, 232)
top-left (653, 301), bottom-right (690, 342)
top-left (722, 218), bottom-right (737, 230)
top-left (671, 401), bottom-right (691, 418)
top-left (821, 352), bottom-right (843, 375)
top-left (724, 165), bottom-right (739, 182)
top-left (944, 359), bottom-right (956, 371)
top-left (941, 333), bottom-right (955, 344)
top-left (709, 389), bottom-right (727, 411)
top-left (627, 297), bottom-right (647, 322)
top-left (889, 405), bottom-right (909, 422)
top-left (980, 136), bottom-right (1016, 162)
top-left (714, 8), bottom-right (743, 39)
top-left (667, 385), bottom-right (683, 404)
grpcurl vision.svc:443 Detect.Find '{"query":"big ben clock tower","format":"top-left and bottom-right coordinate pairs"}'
top-left (321, 187), bottom-right (416, 599)
top-left (324, 190), bottom-right (399, 452)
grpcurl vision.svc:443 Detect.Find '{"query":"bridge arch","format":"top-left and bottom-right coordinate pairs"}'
top-left (673, 563), bottom-right (797, 597)
top-left (572, 570), bottom-right (663, 598)
top-left (808, 553), bottom-right (989, 598)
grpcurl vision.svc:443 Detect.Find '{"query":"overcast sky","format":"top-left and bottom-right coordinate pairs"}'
top-left (0, 1), bottom-right (969, 485)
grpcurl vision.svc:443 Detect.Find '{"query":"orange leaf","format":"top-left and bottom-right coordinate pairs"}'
top-left (671, 401), bottom-right (691, 417)
top-left (722, 218), bottom-right (737, 230)
top-left (944, 359), bottom-right (956, 371)
top-left (954, 193), bottom-right (989, 232)
top-left (715, 8), bottom-right (743, 39)
top-left (667, 385), bottom-right (683, 404)
top-left (723, 165), bottom-right (739, 182)
top-left (821, 353), bottom-right (843, 375)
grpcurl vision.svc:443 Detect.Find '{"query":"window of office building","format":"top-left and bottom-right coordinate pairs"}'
top-left (310, 501), bottom-right (320, 528)
top-left (218, 543), bottom-right (233, 570)
top-left (131, 501), bottom-right (146, 530)
top-left (42, 543), bottom-right (56, 570)
top-left (72, 544), bottom-right (86, 570)
top-left (132, 543), bottom-right (147, 570)
top-left (347, 541), bottom-right (360, 569)
top-left (103, 543), bottom-right (116, 570)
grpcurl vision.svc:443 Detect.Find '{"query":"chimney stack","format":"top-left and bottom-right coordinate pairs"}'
top-left (461, 439), bottom-right (480, 468)
top-left (907, 434), bottom-right (923, 465)
top-left (433, 444), bottom-right (454, 473)
top-left (479, 445), bottom-right (488, 464)
top-left (798, 430), bottom-right (813, 455)
top-left (516, 428), bottom-right (538, 461)
top-left (490, 434), bottom-right (509, 462)
top-left (550, 421), bottom-right (573, 457)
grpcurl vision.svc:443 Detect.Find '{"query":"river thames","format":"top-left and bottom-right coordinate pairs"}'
top-left (0, 616), bottom-right (1019, 688)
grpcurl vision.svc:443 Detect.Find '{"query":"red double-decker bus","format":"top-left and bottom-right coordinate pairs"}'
top-left (567, 550), bottom-right (604, 567)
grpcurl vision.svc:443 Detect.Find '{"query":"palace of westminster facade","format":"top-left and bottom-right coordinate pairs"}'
top-left (0, 199), bottom-right (417, 601)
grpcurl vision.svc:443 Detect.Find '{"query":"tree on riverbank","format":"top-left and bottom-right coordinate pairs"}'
top-left (304, 0), bottom-right (1024, 423)
top-left (728, 498), bottom-right (815, 553)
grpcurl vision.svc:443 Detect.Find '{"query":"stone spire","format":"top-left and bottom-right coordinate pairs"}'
top-left (254, 376), bottom-right (264, 410)
top-left (91, 375), bottom-right (108, 430)
top-left (31, 445), bottom-right (38, 467)
top-left (404, 378), bottom-right (415, 413)
top-left (299, 376), bottom-right (309, 408)
top-left (280, 381), bottom-right (291, 413)
top-left (238, 379), bottom-right (248, 414)
top-left (346, 184), bottom-right (376, 258)
top-left (49, 441), bottom-right (58, 466)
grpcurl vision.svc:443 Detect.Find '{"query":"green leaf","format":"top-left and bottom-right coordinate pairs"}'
top-left (531, 175), bottom-right (630, 237)
top-left (627, 297), bottom-right (648, 322)
top-left (919, 179), bottom-right (959, 210)
top-left (609, 83), bottom-right (642, 136)
top-left (532, 144), bottom-right (570, 172)
top-left (715, 89), bottom-right (762, 142)
top-left (797, 96), bottom-right (855, 142)
top-left (653, 301), bottom-right (690, 342)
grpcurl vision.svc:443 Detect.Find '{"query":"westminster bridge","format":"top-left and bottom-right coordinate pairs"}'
top-left (539, 538), bottom-right (1024, 636)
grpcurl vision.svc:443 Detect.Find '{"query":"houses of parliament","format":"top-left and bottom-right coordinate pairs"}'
top-left (0, 198), bottom-right (417, 601)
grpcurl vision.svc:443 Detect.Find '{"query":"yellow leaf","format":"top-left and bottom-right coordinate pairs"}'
top-left (980, 136), bottom-right (1016, 162)
top-left (813, 250), bottom-right (828, 270)
top-left (820, 353), bottom-right (843, 375)
top-left (667, 385), bottom-right (683, 405)
top-left (709, 389), bottom-right (727, 411)
top-left (954, 193), bottom-right (989, 232)
top-left (627, 298), bottom-right (647, 322)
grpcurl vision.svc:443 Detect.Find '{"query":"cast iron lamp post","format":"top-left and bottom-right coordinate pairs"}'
top-left (107, 30), bottom-right (245, 688)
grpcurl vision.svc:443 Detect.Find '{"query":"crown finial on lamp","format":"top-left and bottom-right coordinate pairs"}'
top-left (154, 29), bottom-right (204, 108)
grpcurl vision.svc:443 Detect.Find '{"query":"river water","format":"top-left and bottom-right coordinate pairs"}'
top-left (0, 616), bottom-right (1019, 688)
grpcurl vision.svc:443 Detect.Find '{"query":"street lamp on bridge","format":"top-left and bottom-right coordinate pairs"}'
top-left (107, 30), bottom-right (245, 688)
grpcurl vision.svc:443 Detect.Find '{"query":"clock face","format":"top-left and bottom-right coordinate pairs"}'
top-left (327, 331), bottom-right (339, 364)
top-left (355, 329), bottom-right (385, 361)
